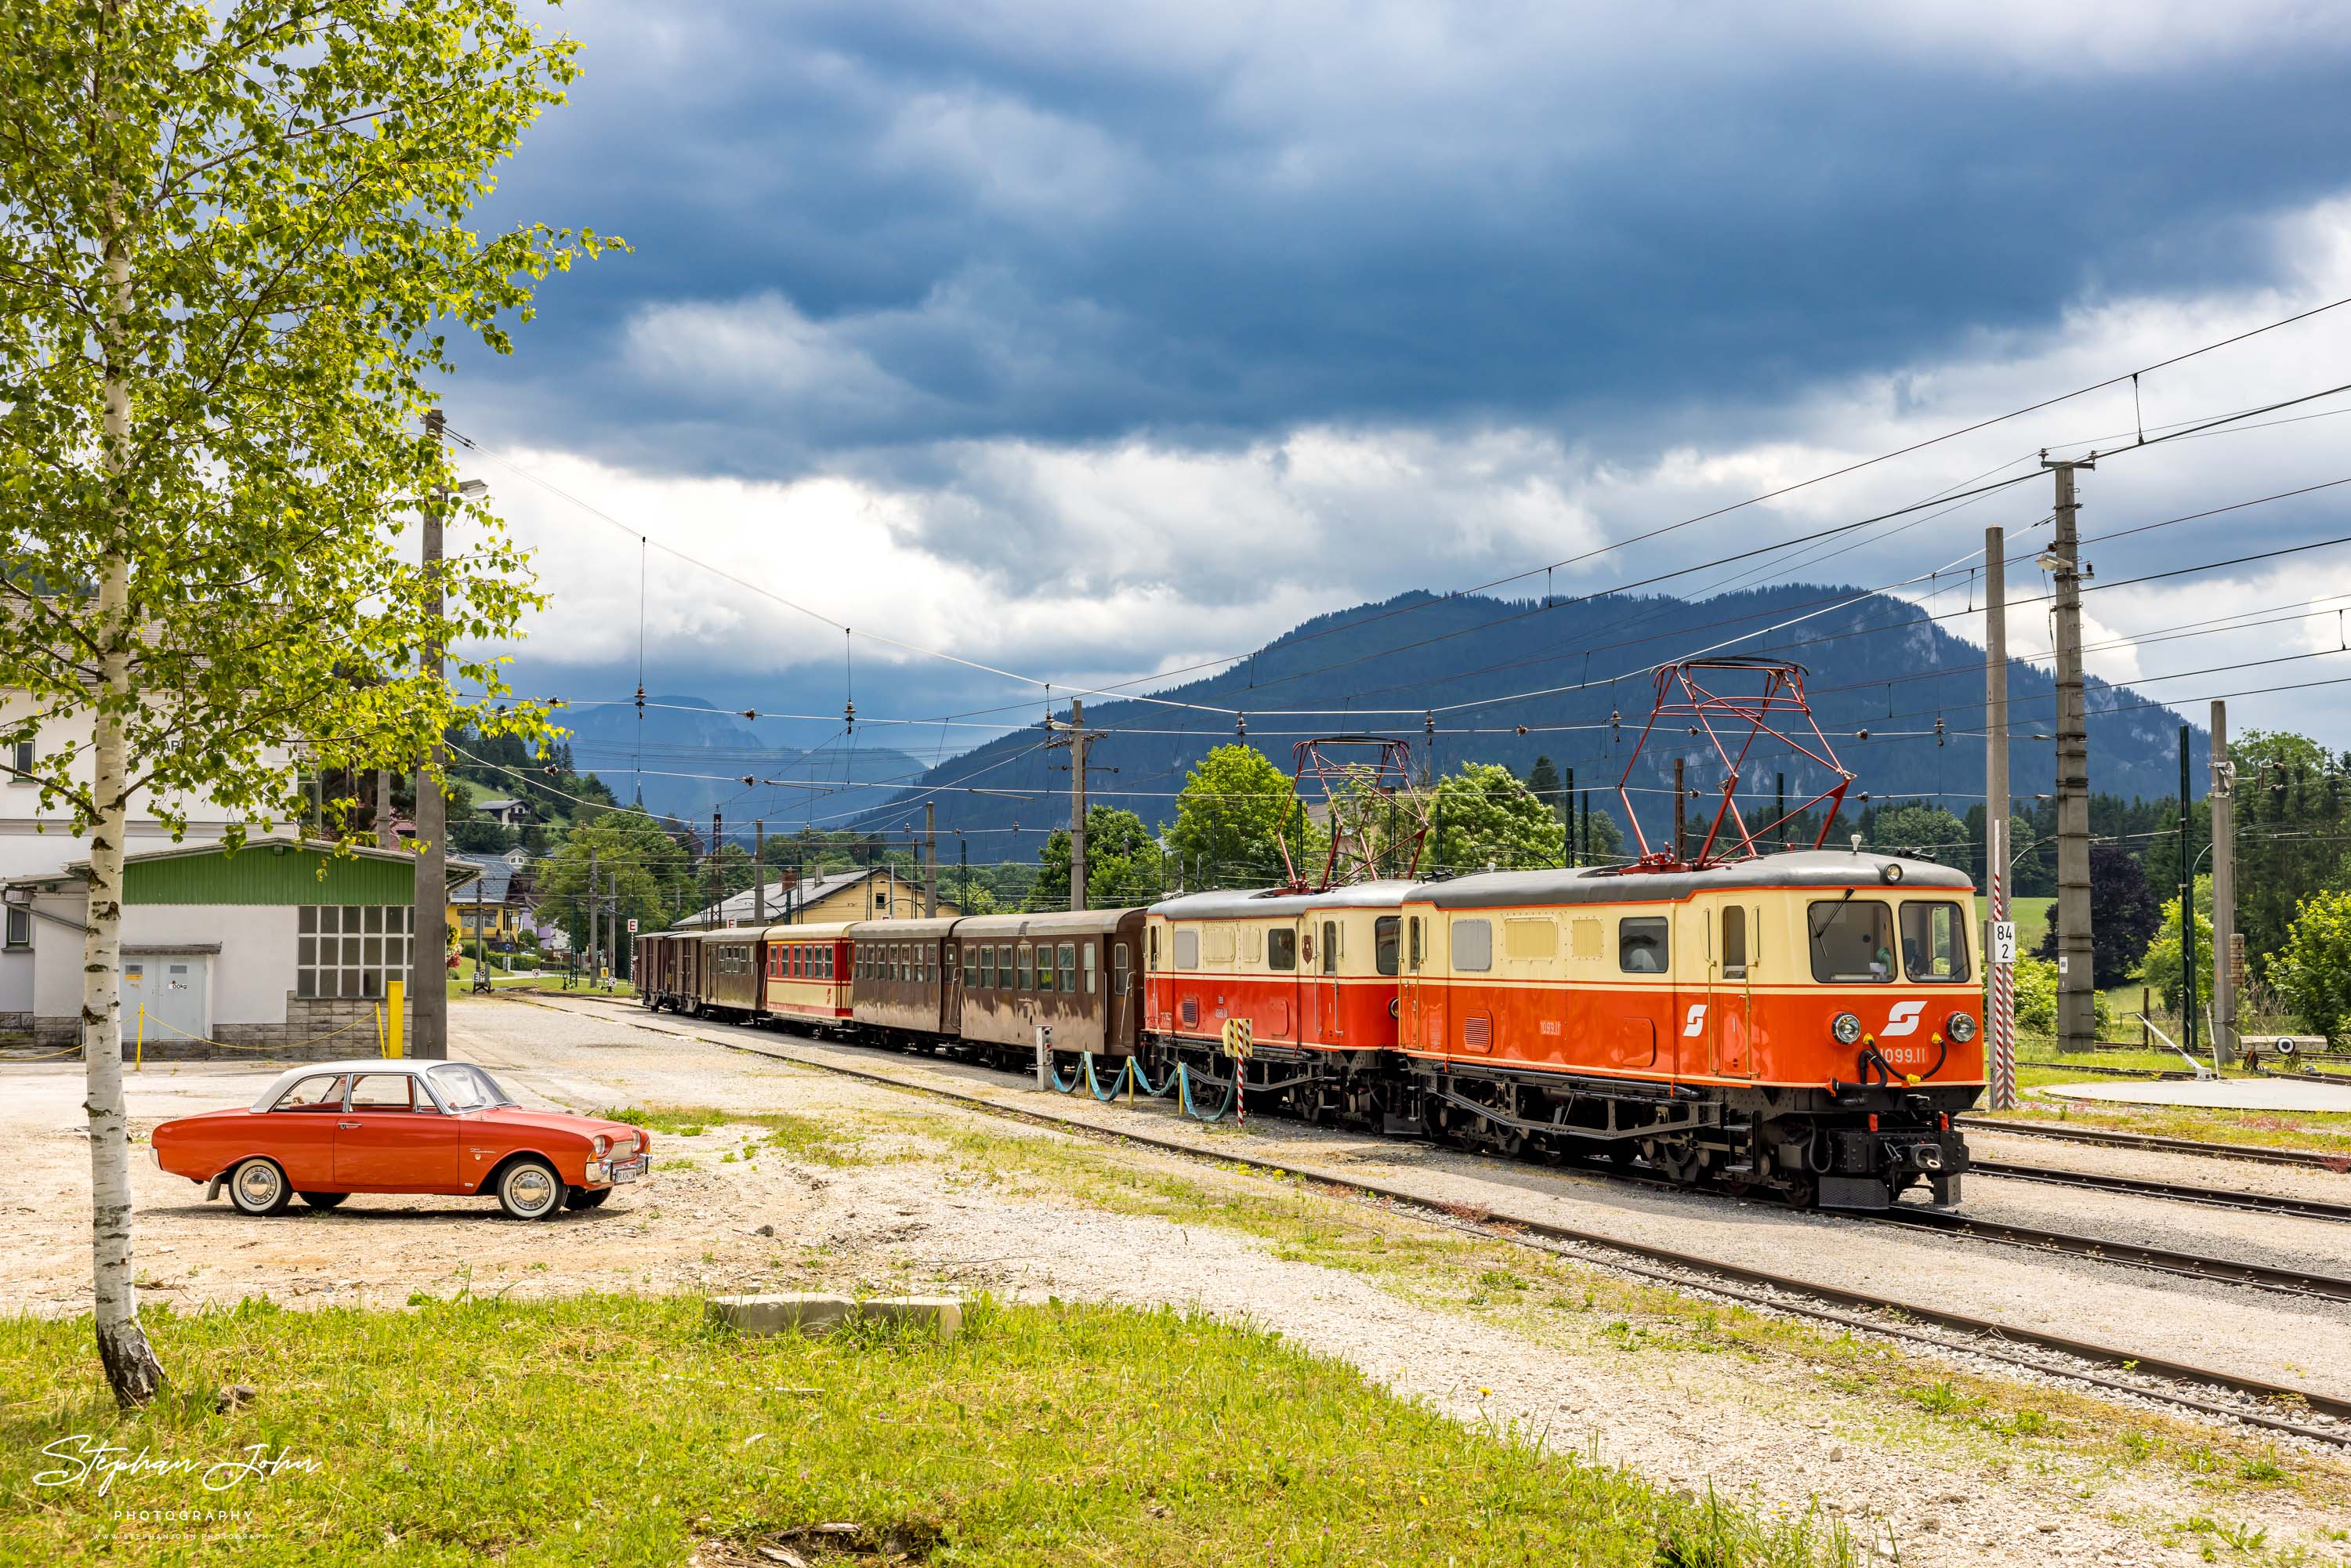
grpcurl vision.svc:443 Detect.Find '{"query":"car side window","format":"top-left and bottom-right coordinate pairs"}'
top-left (273, 1074), bottom-right (347, 1111)
top-left (348, 1074), bottom-right (417, 1111)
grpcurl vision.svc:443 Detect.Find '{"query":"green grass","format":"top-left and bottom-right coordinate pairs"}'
top-left (0, 1295), bottom-right (1860, 1567)
top-left (597, 1105), bottom-right (868, 1167)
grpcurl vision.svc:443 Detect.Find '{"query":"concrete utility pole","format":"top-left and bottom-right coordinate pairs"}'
top-left (754, 820), bottom-right (766, 922)
top-left (2044, 453), bottom-right (2097, 1053)
top-left (923, 802), bottom-right (938, 917)
top-left (412, 408), bottom-right (450, 1059)
top-left (2210, 701), bottom-right (2236, 1063)
top-left (1983, 526), bottom-right (2016, 1109)
top-left (1563, 766), bottom-right (1576, 866)
top-left (586, 849), bottom-right (599, 985)
top-left (1046, 699), bottom-right (1107, 911)
top-left (375, 769), bottom-right (395, 849)
top-left (2176, 726), bottom-right (2201, 1059)
top-left (710, 809), bottom-right (723, 926)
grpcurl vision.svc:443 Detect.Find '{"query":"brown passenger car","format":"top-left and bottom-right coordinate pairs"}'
top-left (848, 918), bottom-right (958, 1035)
top-left (696, 925), bottom-right (765, 1018)
top-left (951, 909), bottom-right (1146, 1058)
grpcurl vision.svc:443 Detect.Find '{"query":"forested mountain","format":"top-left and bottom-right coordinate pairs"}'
top-left (852, 585), bottom-right (2206, 858)
top-left (561, 694), bottom-right (924, 826)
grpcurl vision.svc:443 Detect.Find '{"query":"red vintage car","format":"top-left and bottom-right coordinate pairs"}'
top-left (150, 1059), bottom-right (651, 1220)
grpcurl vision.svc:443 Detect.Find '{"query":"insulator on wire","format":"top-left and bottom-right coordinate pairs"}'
top-left (844, 699), bottom-right (855, 735)
top-left (1236, 714), bottom-right (1248, 738)
top-left (1934, 716), bottom-right (1946, 748)
top-left (742, 709), bottom-right (757, 720)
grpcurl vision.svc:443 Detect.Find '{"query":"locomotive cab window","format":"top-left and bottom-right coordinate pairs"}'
top-left (1721, 906), bottom-right (1748, 980)
top-left (1451, 918), bottom-right (1493, 972)
top-left (1320, 921), bottom-right (1339, 975)
top-left (1617, 917), bottom-right (1668, 974)
top-left (1809, 898), bottom-right (1894, 983)
top-left (1375, 915), bottom-right (1400, 977)
top-left (1900, 900), bottom-right (1971, 983)
top-left (1268, 928), bottom-right (1296, 972)
top-left (1407, 916), bottom-right (1422, 972)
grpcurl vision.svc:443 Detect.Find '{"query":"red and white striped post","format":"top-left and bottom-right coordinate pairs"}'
top-left (1987, 817), bottom-right (2016, 1110)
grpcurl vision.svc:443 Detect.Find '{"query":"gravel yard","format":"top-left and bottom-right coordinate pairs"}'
top-left (13, 993), bottom-right (2351, 1566)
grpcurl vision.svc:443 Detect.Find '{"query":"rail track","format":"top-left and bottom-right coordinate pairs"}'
top-left (1959, 1116), bottom-right (2351, 1171)
top-left (1973, 1160), bottom-right (2351, 1223)
top-left (545, 998), bottom-right (2351, 1448)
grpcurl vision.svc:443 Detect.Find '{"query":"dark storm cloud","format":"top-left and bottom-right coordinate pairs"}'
top-left (455, 2), bottom-right (2351, 479)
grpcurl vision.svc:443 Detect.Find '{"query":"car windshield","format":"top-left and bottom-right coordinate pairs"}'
top-left (427, 1064), bottom-right (515, 1110)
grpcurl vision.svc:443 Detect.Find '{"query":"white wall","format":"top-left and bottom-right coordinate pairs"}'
top-left (27, 892), bottom-right (300, 1033)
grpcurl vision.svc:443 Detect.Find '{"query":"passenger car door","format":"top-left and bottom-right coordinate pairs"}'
top-left (334, 1073), bottom-right (460, 1190)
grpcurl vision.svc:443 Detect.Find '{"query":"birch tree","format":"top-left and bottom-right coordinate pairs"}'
top-left (0, 0), bottom-right (610, 1404)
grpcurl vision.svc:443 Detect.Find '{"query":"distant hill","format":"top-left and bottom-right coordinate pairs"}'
top-left (563, 693), bottom-right (923, 828)
top-left (850, 585), bottom-right (2205, 850)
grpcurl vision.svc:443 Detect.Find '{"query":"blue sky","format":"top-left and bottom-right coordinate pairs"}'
top-left (447, 1), bottom-right (2351, 784)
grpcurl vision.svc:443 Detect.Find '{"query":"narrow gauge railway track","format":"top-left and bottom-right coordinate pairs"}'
top-left (1974, 1161), bottom-right (2351, 1223)
top-left (1959, 1117), bottom-right (2351, 1171)
top-left (1860, 1208), bottom-right (2351, 1302)
top-left (552, 999), bottom-right (2351, 1447)
top-left (2013, 1061), bottom-right (2197, 1081)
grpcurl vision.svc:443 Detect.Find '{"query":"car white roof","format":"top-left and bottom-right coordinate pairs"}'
top-left (245, 1059), bottom-right (478, 1112)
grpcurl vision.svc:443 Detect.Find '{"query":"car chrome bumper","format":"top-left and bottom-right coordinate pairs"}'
top-left (586, 1156), bottom-right (648, 1186)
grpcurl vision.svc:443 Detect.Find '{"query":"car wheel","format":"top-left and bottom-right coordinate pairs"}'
top-left (564, 1185), bottom-right (612, 1211)
top-left (226, 1157), bottom-right (292, 1216)
top-left (297, 1191), bottom-right (349, 1210)
top-left (495, 1157), bottom-right (563, 1220)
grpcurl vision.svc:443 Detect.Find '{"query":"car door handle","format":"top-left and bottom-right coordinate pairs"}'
top-left (338, 1121), bottom-right (360, 1129)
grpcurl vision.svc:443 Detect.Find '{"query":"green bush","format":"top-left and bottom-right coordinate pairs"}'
top-left (2269, 888), bottom-right (2351, 1041)
top-left (2005, 956), bottom-right (2111, 1037)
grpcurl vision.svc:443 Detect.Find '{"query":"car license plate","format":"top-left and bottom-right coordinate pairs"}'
top-left (610, 1157), bottom-right (647, 1184)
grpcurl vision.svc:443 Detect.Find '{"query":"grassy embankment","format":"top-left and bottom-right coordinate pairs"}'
top-left (2, 1294), bottom-right (1857, 1568)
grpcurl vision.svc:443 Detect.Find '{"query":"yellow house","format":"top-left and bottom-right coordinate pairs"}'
top-left (447, 853), bottom-right (525, 947)
top-left (685, 865), bottom-right (960, 928)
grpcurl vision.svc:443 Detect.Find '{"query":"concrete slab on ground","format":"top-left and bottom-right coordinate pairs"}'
top-left (2034, 1077), bottom-right (2351, 1112)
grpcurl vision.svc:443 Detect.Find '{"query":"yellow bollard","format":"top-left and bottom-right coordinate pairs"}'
top-left (135, 1004), bottom-right (143, 1072)
top-left (386, 979), bottom-right (405, 1059)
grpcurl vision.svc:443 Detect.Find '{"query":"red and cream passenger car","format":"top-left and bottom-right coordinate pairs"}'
top-left (765, 921), bottom-right (853, 1027)
top-left (1144, 882), bottom-right (1413, 1124)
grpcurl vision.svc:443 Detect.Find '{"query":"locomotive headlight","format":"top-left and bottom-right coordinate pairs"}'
top-left (1831, 1012), bottom-right (1863, 1045)
top-left (1947, 1012), bottom-right (1979, 1045)
top-left (1880, 862), bottom-right (1905, 885)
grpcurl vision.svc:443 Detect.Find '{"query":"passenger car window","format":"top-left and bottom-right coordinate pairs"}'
top-left (1059, 942), bottom-right (1077, 993)
top-left (273, 1074), bottom-right (346, 1111)
top-left (1722, 905), bottom-right (1748, 979)
top-left (1038, 943), bottom-right (1059, 992)
top-left (348, 1074), bottom-right (416, 1111)
top-left (1173, 929), bottom-right (1198, 969)
top-left (962, 945), bottom-right (977, 988)
top-left (1809, 899), bottom-right (1894, 983)
top-left (1083, 942), bottom-right (1097, 995)
top-left (1452, 918), bottom-right (1493, 972)
top-left (1016, 943), bottom-right (1034, 990)
top-left (1900, 900), bottom-right (1971, 983)
top-left (1618, 917), bottom-right (1668, 974)
top-left (1113, 942), bottom-right (1128, 996)
top-left (1269, 928), bottom-right (1297, 972)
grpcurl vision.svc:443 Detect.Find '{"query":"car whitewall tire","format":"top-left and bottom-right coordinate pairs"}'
top-left (496, 1158), bottom-right (563, 1220)
top-left (227, 1157), bottom-right (291, 1216)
